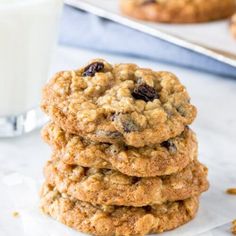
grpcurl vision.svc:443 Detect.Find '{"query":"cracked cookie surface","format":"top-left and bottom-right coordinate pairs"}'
top-left (44, 158), bottom-right (208, 207)
top-left (40, 183), bottom-right (199, 236)
top-left (41, 59), bottom-right (197, 147)
top-left (120, 0), bottom-right (236, 23)
top-left (42, 122), bottom-right (198, 177)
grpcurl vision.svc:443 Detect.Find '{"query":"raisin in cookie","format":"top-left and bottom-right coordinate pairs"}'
top-left (44, 158), bottom-right (208, 207)
top-left (120, 0), bottom-right (236, 23)
top-left (230, 13), bottom-right (236, 39)
top-left (41, 59), bottom-right (197, 147)
top-left (42, 122), bottom-right (198, 177)
top-left (40, 184), bottom-right (200, 236)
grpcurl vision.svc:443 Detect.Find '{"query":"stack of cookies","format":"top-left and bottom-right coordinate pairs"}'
top-left (40, 59), bottom-right (209, 236)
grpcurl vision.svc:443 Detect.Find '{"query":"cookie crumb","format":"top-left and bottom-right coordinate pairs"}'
top-left (232, 220), bottom-right (236, 235)
top-left (12, 211), bottom-right (20, 218)
top-left (226, 188), bottom-right (236, 195)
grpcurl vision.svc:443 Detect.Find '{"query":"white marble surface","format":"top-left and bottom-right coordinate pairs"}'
top-left (0, 45), bottom-right (236, 236)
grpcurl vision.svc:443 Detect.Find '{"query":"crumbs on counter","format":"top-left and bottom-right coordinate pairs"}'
top-left (227, 189), bottom-right (236, 234)
top-left (232, 220), bottom-right (236, 235)
top-left (12, 211), bottom-right (20, 218)
top-left (226, 188), bottom-right (236, 195)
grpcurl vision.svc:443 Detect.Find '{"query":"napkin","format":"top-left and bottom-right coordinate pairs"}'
top-left (59, 5), bottom-right (236, 78)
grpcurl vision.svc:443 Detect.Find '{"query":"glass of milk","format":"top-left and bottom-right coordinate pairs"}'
top-left (0, 0), bottom-right (63, 137)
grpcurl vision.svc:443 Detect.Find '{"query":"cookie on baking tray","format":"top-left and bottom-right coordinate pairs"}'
top-left (40, 183), bottom-right (200, 236)
top-left (120, 0), bottom-right (236, 23)
top-left (41, 59), bottom-right (197, 147)
top-left (230, 13), bottom-right (236, 39)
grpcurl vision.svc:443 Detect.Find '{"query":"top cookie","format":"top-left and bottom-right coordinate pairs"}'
top-left (120, 0), bottom-right (236, 23)
top-left (41, 59), bottom-right (196, 147)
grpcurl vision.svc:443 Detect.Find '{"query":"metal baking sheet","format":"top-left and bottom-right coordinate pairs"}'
top-left (65, 0), bottom-right (236, 68)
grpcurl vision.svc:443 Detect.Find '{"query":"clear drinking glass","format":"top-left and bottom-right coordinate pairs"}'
top-left (0, 0), bottom-right (63, 137)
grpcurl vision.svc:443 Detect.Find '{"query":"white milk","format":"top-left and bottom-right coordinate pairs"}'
top-left (0, 0), bottom-right (63, 116)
